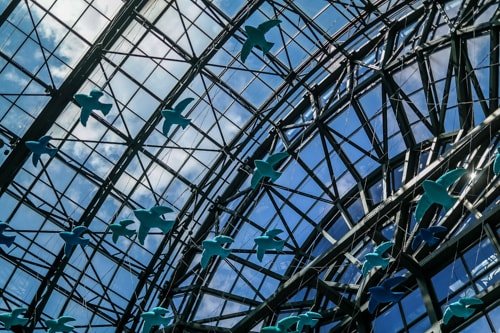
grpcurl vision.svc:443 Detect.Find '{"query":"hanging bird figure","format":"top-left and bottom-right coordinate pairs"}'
top-left (362, 241), bottom-right (394, 276)
top-left (443, 297), bottom-right (483, 324)
top-left (0, 222), bottom-right (16, 247)
top-left (251, 151), bottom-right (289, 189)
top-left (411, 225), bottom-right (448, 250)
top-left (109, 219), bottom-right (136, 244)
top-left (0, 307), bottom-right (29, 329)
top-left (134, 206), bottom-right (175, 245)
top-left (59, 226), bottom-right (89, 256)
top-left (25, 135), bottom-right (57, 167)
top-left (161, 97), bottom-right (194, 137)
top-left (241, 19), bottom-right (281, 63)
top-left (45, 316), bottom-right (76, 333)
top-left (141, 307), bottom-right (173, 333)
top-left (201, 235), bottom-right (234, 269)
top-left (415, 168), bottom-right (468, 222)
top-left (368, 276), bottom-right (406, 313)
top-left (74, 88), bottom-right (112, 127)
top-left (297, 311), bottom-right (322, 332)
top-left (493, 147), bottom-right (500, 175)
top-left (261, 315), bottom-right (300, 333)
top-left (254, 228), bottom-right (285, 261)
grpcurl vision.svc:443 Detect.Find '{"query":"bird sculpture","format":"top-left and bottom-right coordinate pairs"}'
top-left (74, 88), bottom-right (112, 127)
top-left (141, 307), bottom-right (173, 333)
top-left (415, 168), bottom-right (468, 222)
top-left (45, 316), bottom-right (76, 333)
top-left (0, 307), bottom-right (29, 329)
top-left (362, 241), bottom-right (394, 276)
top-left (443, 297), bottom-right (483, 324)
top-left (251, 151), bottom-right (289, 189)
top-left (109, 219), bottom-right (135, 244)
top-left (201, 235), bottom-right (234, 269)
top-left (297, 311), bottom-right (322, 332)
top-left (59, 226), bottom-right (89, 256)
top-left (254, 228), bottom-right (285, 261)
top-left (161, 97), bottom-right (194, 137)
top-left (368, 276), bottom-right (406, 313)
top-left (0, 222), bottom-right (16, 247)
top-left (25, 135), bottom-right (57, 167)
top-left (134, 206), bottom-right (175, 245)
top-left (494, 147), bottom-right (500, 175)
top-left (261, 315), bottom-right (300, 333)
top-left (241, 19), bottom-right (281, 63)
top-left (411, 225), bottom-right (448, 250)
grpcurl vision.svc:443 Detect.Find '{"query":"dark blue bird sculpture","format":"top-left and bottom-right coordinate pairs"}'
top-left (0, 222), bottom-right (15, 247)
top-left (201, 235), bottom-right (234, 269)
top-left (411, 225), bottom-right (448, 250)
top-left (241, 19), bottom-right (281, 63)
top-left (261, 315), bottom-right (300, 333)
top-left (251, 151), bottom-right (289, 189)
top-left (297, 311), bottom-right (322, 332)
top-left (45, 316), bottom-right (76, 333)
top-left (368, 276), bottom-right (406, 313)
top-left (109, 219), bottom-right (135, 244)
top-left (141, 307), bottom-right (173, 333)
top-left (25, 135), bottom-right (57, 167)
top-left (0, 307), bottom-right (28, 329)
top-left (362, 241), bottom-right (394, 276)
top-left (161, 97), bottom-right (194, 137)
top-left (415, 168), bottom-right (468, 222)
top-left (134, 206), bottom-right (175, 245)
top-left (443, 297), bottom-right (483, 324)
top-left (74, 88), bottom-right (112, 126)
top-left (59, 226), bottom-right (89, 256)
top-left (254, 228), bottom-right (285, 261)
top-left (494, 147), bottom-right (500, 175)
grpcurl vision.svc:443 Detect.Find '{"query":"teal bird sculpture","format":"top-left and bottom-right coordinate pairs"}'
top-left (494, 147), bottom-right (500, 175)
top-left (261, 315), bottom-right (300, 333)
top-left (415, 168), bottom-right (468, 222)
top-left (201, 235), bottom-right (234, 269)
top-left (368, 276), bottom-right (406, 313)
top-left (74, 88), bottom-right (112, 126)
top-left (297, 311), bottom-right (322, 332)
top-left (161, 97), bottom-right (194, 137)
top-left (45, 316), bottom-right (76, 333)
top-left (141, 307), bottom-right (173, 333)
top-left (0, 222), bottom-right (15, 247)
top-left (443, 297), bottom-right (483, 324)
top-left (59, 226), bottom-right (89, 256)
top-left (241, 19), bottom-right (281, 63)
top-left (254, 228), bottom-right (285, 261)
top-left (109, 219), bottom-right (135, 244)
top-left (251, 151), bottom-right (289, 189)
top-left (134, 206), bottom-right (175, 245)
top-left (25, 135), bottom-right (57, 167)
top-left (411, 225), bottom-right (447, 250)
top-left (0, 307), bottom-right (28, 329)
top-left (362, 241), bottom-right (394, 276)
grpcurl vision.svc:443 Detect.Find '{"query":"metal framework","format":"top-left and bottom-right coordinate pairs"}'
top-left (0, 0), bottom-right (499, 332)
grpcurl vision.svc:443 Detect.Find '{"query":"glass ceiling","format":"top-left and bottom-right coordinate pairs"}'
top-left (0, 0), bottom-right (499, 332)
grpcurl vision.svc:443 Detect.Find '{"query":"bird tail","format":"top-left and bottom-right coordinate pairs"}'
top-left (157, 221), bottom-right (174, 234)
top-left (262, 41), bottom-right (274, 55)
top-left (380, 258), bottom-right (390, 270)
top-left (443, 196), bottom-right (458, 211)
top-left (180, 118), bottom-right (192, 129)
top-left (101, 103), bottom-right (112, 116)
top-left (269, 170), bottom-right (282, 183)
top-left (427, 236), bottom-right (439, 247)
top-left (79, 238), bottom-right (90, 248)
top-left (274, 239), bottom-right (285, 252)
top-left (125, 229), bottom-right (135, 238)
top-left (48, 148), bottom-right (58, 157)
top-left (3, 235), bottom-right (15, 247)
top-left (220, 248), bottom-right (232, 259)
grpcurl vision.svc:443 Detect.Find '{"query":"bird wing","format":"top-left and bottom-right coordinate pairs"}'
top-left (459, 297), bottom-right (483, 305)
top-left (267, 151), bottom-right (289, 166)
top-left (152, 307), bottom-right (169, 315)
top-left (436, 168), bottom-right (468, 188)
top-left (161, 114), bottom-right (173, 137)
top-left (381, 276), bottom-right (406, 289)
top-left (0, 223), bottom-right (8, 232)
top-left (151, 206), bottom-right (174, 215)
top-left (255, 241), bottom-right (266, 261)
top-left (494, 152), bottom-right (500, 175)
top-left (137, 224), bottom-right (150, 245)
top-left (120, 219), bottom-right (135, 227)
top-left (240, 39), bottom-right (253, 63)
top-left (428, 225), bottom-right (448, 234)
top-left (73, 94), bottom-right (90, 107)
top-left (174, 98), bottom-right (194, 113)
top-left (361, 260), bottom-right (372, 276)
top-left (112, 231), bottom-right (119, 244)
top-left (265, 228), bottom-right (283, 238)
top-left (39, 135), bottom-right (52, 145)
top-left (215, 235), bottom-right (234, 244)
top-left (141, 321), bottom-right (153, 333)
top-left (414, 193), bottom-right (432, 222)
top-left (200, 247), bottom-right (212, 269)
top-left (442, 308), bottom-right (454, 324)
top-left (251, 168), bottom-right (263, 189)
top-left (31, 152), bottom-right (41, 167)
top-left (58, 316), bottom-right (76, 324)
top-left (257, 19), bottom-right (282, 33)
top-left (72, 226), bottom-right (87, 236)
top-left (277, 315), bottom-right (300, 330)
top-left (64, 242), bottom-right (74, 256)
top-left (306, 311), bottom-right (322, 319)
top-left (411, 233), bottom-right (423, 251)
top-left (260, 327), bottom-right (279, 333)
top-left (11, 308), bottom-right (27, 317)
top-left (374, 241), bottom-right (394, 255)
top-left (368, 296), bottom-right (379, 314)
